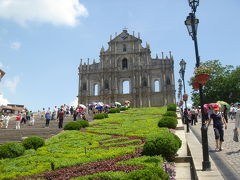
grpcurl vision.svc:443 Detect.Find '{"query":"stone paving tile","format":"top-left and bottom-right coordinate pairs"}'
top-left (190, 117), bottom-right (240, 179)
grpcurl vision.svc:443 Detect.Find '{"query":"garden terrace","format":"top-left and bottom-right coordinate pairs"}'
top-left (0, 106), bottom-right (175, 180)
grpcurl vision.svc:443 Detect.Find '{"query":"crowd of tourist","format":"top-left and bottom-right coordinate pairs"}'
top-left (0, 101), bottom-right (130, 130)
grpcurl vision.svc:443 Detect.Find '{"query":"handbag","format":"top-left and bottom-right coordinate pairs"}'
top-left (233, 128), bottom-right (239, 142)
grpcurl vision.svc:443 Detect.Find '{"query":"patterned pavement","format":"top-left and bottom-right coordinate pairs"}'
top-left (190, 116), bottom-right (240, 180)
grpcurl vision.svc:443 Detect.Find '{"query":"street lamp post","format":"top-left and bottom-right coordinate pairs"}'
top-left (185, 0), bottom-right (211, 171)
top-left (178, 78), bottom-right (182, 102)
top-left (179, 59), bottom-right (189, 133)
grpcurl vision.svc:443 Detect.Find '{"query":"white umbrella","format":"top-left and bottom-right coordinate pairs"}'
top-left (115, 102), bottom-right (121, 106)
top-left (187, 104), bottom-right (192, 109)
top-left (78, 104), bottom-right (86, 109)
top-left (91, 102), bottom-right (97, 105)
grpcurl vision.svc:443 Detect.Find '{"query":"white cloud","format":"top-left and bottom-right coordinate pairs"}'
top-left (0, 93), bottom-right (9, 105)
top-left (2, 76), bottom-right (20, 93)
top-left (0, 0), bottom-right (88, 27)
top-left (70, 97), bottom-right (78, 107)
top-left (10, 41), bottom-right (21, 50)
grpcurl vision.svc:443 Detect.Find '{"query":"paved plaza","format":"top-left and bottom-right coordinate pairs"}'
top-left (190, 117), bottom-right (240, 180)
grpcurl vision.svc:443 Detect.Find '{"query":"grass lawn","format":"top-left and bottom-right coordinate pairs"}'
top-left (0, 107), bottom-right (170, 180)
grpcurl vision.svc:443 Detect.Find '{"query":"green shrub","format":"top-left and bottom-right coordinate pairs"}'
top-left (103, 113), bottom-right (109, 118)
top-left (64, 121), bottom-right (81, 130)
top-left (76, 120), bottom-right (89, 128)
top-left (163, 111), bottom-right (177, 118)
top-left (142, 132), bottom-right (182, 161)
top-left (109, 108), bottom-right (120, 113)
top-left (167, 104), bottom-right (176, 112)
top-left (93, 113), bottom-right (105, 119)
top-left (120, 107), bottom-right (128, 111)
top-left (22, 136), bottom-right (45, 150)
top-left (158, 116), bottom-right (178, 129)
top-left (0, 142), bottom-right (25, 159)
top-left (124, 167), bottom-right (169, 180)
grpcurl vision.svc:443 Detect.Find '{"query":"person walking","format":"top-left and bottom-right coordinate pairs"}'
top-left (57, 109), bottom-right (64, 128)
top-left (45, 108), bottom-right (51, 127)
top-left (20, 111), bottom-right (26, 124)
top-left (4, 113), bottom-right (11, 129)
top-left (73, 109), bottom-right (78, 121)
top-left (0, 114), bottom-right (4, 128)
top-left (235, 104), bottom-right (240, 135)
top-left (190, 107), bottom-right (197, 125)
top-left (70, 106), bottom-right (74, 116)
top-left (16, 113), bottom-right (21, 129)
top-left (230, 104), bottom-right (236, 120)
top-left (207, 104), bottom-right (227, 151)
top-left (223, 105), bottom-right (228, 123)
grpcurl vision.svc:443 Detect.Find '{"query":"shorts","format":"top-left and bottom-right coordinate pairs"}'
top-left (214, 126), bottom-right (224, 142)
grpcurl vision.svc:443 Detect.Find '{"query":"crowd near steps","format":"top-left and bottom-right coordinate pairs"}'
top-left (0, 114), bottom-right (92, 145)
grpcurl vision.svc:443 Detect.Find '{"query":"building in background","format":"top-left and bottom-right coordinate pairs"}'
top-left (78, 30), bottom-right (175, 107)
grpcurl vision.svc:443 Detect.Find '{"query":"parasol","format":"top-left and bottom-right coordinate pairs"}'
top-left (216, 101), bottom-right (230, 110)
top-left (115, 102), bottom-right (121, 106)
top-left (78, 104), bottom-right (86, 109)
top-left (124, 100), bottom-right (131, 104)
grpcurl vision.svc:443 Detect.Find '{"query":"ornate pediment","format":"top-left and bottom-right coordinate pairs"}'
top-left (109, 30), bottom-right (140, 43)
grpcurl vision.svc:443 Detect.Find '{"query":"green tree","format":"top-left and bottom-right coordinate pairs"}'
top-left (190, 60), bottom-right (239, 105)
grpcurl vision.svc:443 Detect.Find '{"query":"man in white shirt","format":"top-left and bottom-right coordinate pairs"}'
top-left (4, 113), bottom-right (11, 128)
top-left (235, 104), bottom-right (240, 131)
top-left (230, 104), bottom-right (237, 120)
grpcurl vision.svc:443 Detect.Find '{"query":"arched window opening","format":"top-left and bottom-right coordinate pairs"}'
top-left (123, 44), bottom-right (127, 52)
top-left (93, 84), bottom-right (99, 96)
top-left (142, 79), bottom-right (147, 87)
top-left (82, 83), bottom-right (87, 90)
top-left (122, 58), bottom-right (128, 69)
top-left (104, 81), bottom-right (109, 89)
top-left (166, 77), bottom-right (171, 85)
top-left (122, 80), bottom-right (130, 94)
top-left (154, 80), bottom-right (160, 92)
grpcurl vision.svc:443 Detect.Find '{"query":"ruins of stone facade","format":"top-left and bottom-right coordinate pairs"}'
top-left (78, 30), bottom-right (175, 107)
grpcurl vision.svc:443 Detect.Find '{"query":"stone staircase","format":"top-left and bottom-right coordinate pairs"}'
top-left (0, 114), bottom-right (93, 144)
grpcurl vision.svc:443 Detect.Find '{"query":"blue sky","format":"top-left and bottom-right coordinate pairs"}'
top-left (0, 0), bottom-right (239, 111)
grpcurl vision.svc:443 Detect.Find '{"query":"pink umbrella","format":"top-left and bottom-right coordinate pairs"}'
top-left (208, 103), bottom-right (220, 109)
top-left (204, 104), bottom-right (208, 112)
top-left (124, 100), bottom-right (131, 104)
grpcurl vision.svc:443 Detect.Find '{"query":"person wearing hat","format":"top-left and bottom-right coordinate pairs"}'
top-left (235, 104), bottom-right (240, 134)
top-left (207, 104), bottom-right (227, 151)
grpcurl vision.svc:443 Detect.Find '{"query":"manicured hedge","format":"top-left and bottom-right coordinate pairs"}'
top-left (163, 111), bottom-right (177, 118)
top-left (103, 113), bottom-right (109, 118)
top-left (120, 107), bottom-right (128, 111)
top-left (158, 116), bottom-right (178, 129)
top-left (109, 108), bottom-right (120, 113)
top-left (22, 136), bottom-right (45, 150)
top-left (142, 132), bottom-right (182, 161)
top-left (76, 120), bottom-right (89, 128)
top-left (0, 142), bottom-right (25, 159)
top-left (167, 104), bottom-right (176, 112)
top-left (64, 121), bottom-right (81, 130)
top-left (93, 114), bottom-right (105, 119)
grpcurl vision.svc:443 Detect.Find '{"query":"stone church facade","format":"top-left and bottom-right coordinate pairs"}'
top-left (78, 30), bottom-right (175, 107)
